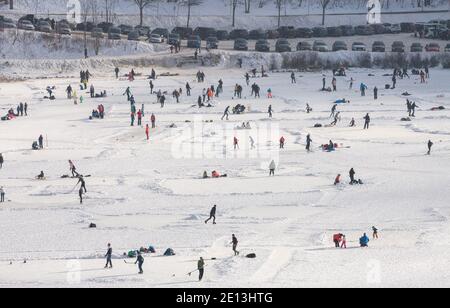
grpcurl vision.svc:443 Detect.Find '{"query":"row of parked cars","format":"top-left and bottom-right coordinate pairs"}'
top-left (230, 38), bottom-right (450, 53)
top-left (0, 15), bottom-right (72, 35)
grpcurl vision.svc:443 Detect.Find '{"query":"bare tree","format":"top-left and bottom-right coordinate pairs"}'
top-left (275, 0), bottom-right (283, 28)
top-left (178, 0), bottom-right (203, 28)
top-left (319, 0), bottom-right (331, 25)
top-left (231, 0), bottom-right (240, 27)
top-left (133, 0), bottom-right (154, 26)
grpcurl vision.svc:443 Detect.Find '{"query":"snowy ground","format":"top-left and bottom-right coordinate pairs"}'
top-left (0, 65), bottom-right (450, 288)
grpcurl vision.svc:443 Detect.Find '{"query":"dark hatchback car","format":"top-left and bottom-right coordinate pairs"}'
top-left (297, 41), bottom-right (312, 51)
top-left (152, 28), bottom-right (169, 38)
top-left (340, 25), bottom-right (354, 36)
top-left (171, 27), bottom-right (193, 39)
top-left (206, 37), bottom-right (219, 49)
top-left (278, 26), bottom-right (296, 38)
top-left (229, 29), bottom-right (249, 40)
top-left (275, 39), bottom-right (292, 52)
top-left (255, 39), bottom-right (270, 52)
top-left (249, 29), bottom-right (267, 40)
top-left (332, 41), bottom-right (348, 51)
top-left (372, 41), bottom-right (386, 52)
top-left (392, 41), bottom-right (406, 53)
top-left (266, 29), bottom-right (280, 39)
top-left (216, 30), bottom-right (229, 40)
top-left (312, 27), bottom-right (328, 37)
top-left (194, 27), bottom-right (216, 40)
top-left (296, 27), bottom-right (313, 38)
top-left (327, 27), bottom-right (343, 37)
top-left (355, 25), bottom-right (374, 35)
top-left (234, 38), bottom-right (249, 51)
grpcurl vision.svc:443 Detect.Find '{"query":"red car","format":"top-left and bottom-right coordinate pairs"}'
top-left (425, 43), bottom-right (441, 52)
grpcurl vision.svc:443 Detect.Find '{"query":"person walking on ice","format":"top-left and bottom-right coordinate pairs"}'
top-left (427, 140), bottom-right (433, 155)
top-left (291, 72), bottom-right (296, 84)
top-left (372, 226), bottom-right (379, 239)
top-left (268, 105), bottom-right (273, 118)
top-left (135, 251), bottom-right (144, 274)
top-left (0, 186), bottom-right (5, 203)
top-left (269, 160), bottom-right (276, 176)
top-left (105, 243), bottom-right (113, 269)
top-left (0, 153), bottom-right (4, 169)
top-left (198, 257), bottom-right (205, 281)
top-left (222, 106), bottom-right (230, 121)
top-left (234, 137), bottom-right (239, 150)
top-left (146, 124), bottom-right (150, 140)
top-left (205, 205), bottom-right (217, 225)
top-left (231, 234), bottom-right (239, 256)
top-left (306, 134), bottom-right (312, 152)
top-left (364, 113), bottom-right (371, 130)
top-left (69, 160), bottom-right (79, 177)
top-left (77, 175), bottom-right (87, 193)
top-left (79, 187), bottom-right (84, 204)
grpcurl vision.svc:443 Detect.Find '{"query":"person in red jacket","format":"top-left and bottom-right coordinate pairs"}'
top-left (280, 136), bottom-right (285, 149)
top-left (333, 233), bottom-right (343, 248)
top-left (334, 174), bottom-right (341, 185)
top-left (137, 110), bottom-right (142, 126)
top-left (145, 124), bottom-right (150, 140)
top-left (151, 113), bottom-right (156, 128)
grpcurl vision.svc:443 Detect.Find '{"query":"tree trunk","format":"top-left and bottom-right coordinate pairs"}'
top-left (9, 0), bottom-right (13, 10)
top-left (322, 6), bottom-right (326, 25)
top-left (278, 4), bottom-right (281, 27)
top-left (187, 4), bottom-right (191, 28)
top-left (140, 7), bottom-right (144, 26)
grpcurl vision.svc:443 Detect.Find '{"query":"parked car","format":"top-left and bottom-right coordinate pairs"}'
top-left (216, 30), bottom-right (229, 40)
top-left (392, 41), bottom-right (405, 53)
top-left (1, 18), bottom-right (17, 29)
top-left (150, 34), bottom-right (164, 43)
top-left (206, 36), bottom-right (219, 49)
top-left (410, 43), bottom-right (423, 52)
top-left (77, 21), bottom-right (95, 32)
top-left (108, 27), bottom-right (122, 40)
top-left (187, 35), bottom-right (201, 48)
top-left (312, 27), bottom-right (328, 37)
top-left (18, 14), bottom-right (37, 26)
top-left (255, 39), bottom-right (270, 52)
top-left (37, 20), bottom-right (52, 33)
top-left (425, 43), bottom-right (440, 52)
top-left (389, 24), bottom-right (402, 34)
top-left (151, 28), bottom-right (169, 38)
top-left (171, 26), bottom-right (192, 39)
top-left (229, 29), bottom-right (249, 40)
top-left (57, 21), bottom-right (71, 35)
top-left (249, 29), bottom-right (266, 40)
top-left (18, 19), bottom-right (35, 31)
top-left (296, 27), bottom-right (313, 38)
top-left (297, 41), bottom-right (312, 51)
top-left (97, 22), bottom-right (113, 33)
top-left (355, 25), bottom-right (374, 35)
top-left (352, 42), bottom-right (367, 51)
top-left (340, 25), bottom-right (354, 36)
top-left (372, 41), bottom-right (386, 52)
top-left (370, 23), bottom-right (386, 34)
top-left (91, 27), bottom-right (105, 39)
top-left (327, 27), bottom-right (343, 37)
top-left (168, 33), bottom-right (181, 45)
top-left (234, 38), bottom-right (249, 51)
top-left (135, 25), bottom-right (150, 37)
top-left (128, 30), bottom-right (140, 41)
top-left (275, 38), bottom-right (292, 52)
top-left (118, 24), bottom-right (133, 35)
top-left (332, 41), bottom-right (348, 51)
top-left (313, 40), bottom-right (329, 52)
top-left (444, 43), bottom-right (450, 52)
top-left (194, 27), bottom-right (216, 40)
top-left (278, 26), bottom-right (296, 38)
top-left (266, 29), bottom-right (279, 39)
top-left (400, 22), bottom-right (416, 33)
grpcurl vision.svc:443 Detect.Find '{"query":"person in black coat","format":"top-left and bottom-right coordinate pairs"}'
top-left (349, 168), bottom-right (357, 185)
top-left (205, 205), bottom-right (217, 224)
top-left (105, 243), bottom-right (113, 268)
top-left (135, 252), bottom-right (144, 274)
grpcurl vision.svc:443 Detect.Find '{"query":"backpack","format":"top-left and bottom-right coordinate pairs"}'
top-left (128, 250), bottom-right (137, 258)
top-left (148, 246), bottom-right (156, 253)
top-left (246, 253), bottom-right (257, 259)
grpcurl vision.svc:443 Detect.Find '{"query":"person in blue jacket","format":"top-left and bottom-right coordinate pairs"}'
top-left (360, 233), bottom-right (370, 247)
top-left (360, 83), bottom-right (368, 96)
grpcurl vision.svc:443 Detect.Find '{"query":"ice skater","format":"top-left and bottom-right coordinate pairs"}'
top-left (205, 205), bottom-right (217, 225)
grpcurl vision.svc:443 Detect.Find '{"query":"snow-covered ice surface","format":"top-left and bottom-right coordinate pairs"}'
top-left (0, 65), bottom-right (449, 288)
